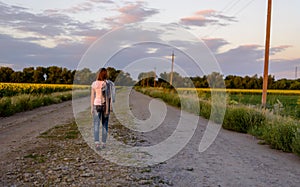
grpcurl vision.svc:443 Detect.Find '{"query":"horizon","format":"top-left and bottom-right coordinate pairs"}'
top-left (1, 65), bottom-right (298, 82)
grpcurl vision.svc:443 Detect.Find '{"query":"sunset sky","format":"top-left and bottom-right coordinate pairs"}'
top-left (0, 0), bottom-right (299, 79)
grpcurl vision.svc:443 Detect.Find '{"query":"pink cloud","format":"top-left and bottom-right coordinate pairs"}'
top-left (84, 36), bottom-right (98, 44)
top-left (105, 2), bottom-right (159, 27)
top-left (195, 9), bottom-right (216, 15)
top-left (180, 9), bottom-right (236, 27)
top-left (66, 2), bottom-right (94, 14)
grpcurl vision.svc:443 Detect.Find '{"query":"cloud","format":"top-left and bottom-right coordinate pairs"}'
top-left (104, 2), bottom-right (159, 27)
top-left (88, 0), bottom-right (114, 4)
top-left (180, 9), bottom-right (237, 27)
top-left (214, 42), bottom-right (298, 79)
top-left (63, 2), bottom-right (94, 14)
top-left (146, 48), bottom-right (158, 54)
top-left (44, 0), bottom-right (114, 14)
top-left (202, 38), bottom-right (229, 53)
top-left (270, 45), bottom-right (292, 55)
top-left (0, 34), bottom-right (89, 70)
top-left (0, 1), bottom-right (107, 46)
top-left (216, 44), bottom-right (264, 75)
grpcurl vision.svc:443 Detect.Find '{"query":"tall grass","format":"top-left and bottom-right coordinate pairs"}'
top-left (0, 90), bottom-right (89, 117)
top-left (136, 87), bottom-right (300, 156)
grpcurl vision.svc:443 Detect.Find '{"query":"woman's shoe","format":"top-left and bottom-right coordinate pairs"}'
top-left (95, 142), bottom-right (101, 150)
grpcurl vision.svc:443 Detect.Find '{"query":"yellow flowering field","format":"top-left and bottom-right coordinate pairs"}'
top-left (0, 83), bottom-right (89, 97)
top-left (177, 88), bottom-right (300, 95)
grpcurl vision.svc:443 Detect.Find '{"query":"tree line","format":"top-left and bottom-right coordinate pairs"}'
top-left (1, 66), bottom-right (299, 89)
top-left (0, 66), bottom-right (75, 84)
top-left (136, 71), bottom-right (300, 90)
top-left (0, 66), bottom-right (135, 86)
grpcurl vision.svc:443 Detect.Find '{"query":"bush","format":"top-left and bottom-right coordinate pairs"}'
top-left (0, 97), bottom-right (13, 116)
top-left (223, 107), bottom-right (266, 133)
top-left (261, 118), bottom-right (298, 152)
top-left (11, 94), bottom-right (31, 112)
top-left (199, 100), bottom-right (211, 120)
top-left (0, 91), bottom-right (81, 117)
top-left (292, 130), bottom-right (300, 156)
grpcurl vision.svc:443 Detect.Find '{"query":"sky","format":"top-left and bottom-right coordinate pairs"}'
top-left (0, 0), bottom-right (299, 79)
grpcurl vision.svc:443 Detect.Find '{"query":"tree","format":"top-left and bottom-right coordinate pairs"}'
top-left (0, 67), bottom-right (14, 82)
top-left (73, 68), bottom-right (95, 85)
top-left (60, 68), bottom-right (73, 84)
top-left (138, 72), bottom-right (152, 87)
top-left (191, 75), bottom-right (209, 88)
top-left (248, 75), bottom-right (260, 89)
top-left (267, 75), bottom-right (275, 89)
top-left (46, 66), bottom-right (61, 84)
top-left (159, 71), bottom-right (185, 87)
top-left (233, 76), bottom-right (243, 88)
top-left (11, 71), bottom-right (23, 83)
top-left (107, 67), bottom-right (120, 82)
top-left (272, 79), bottom-right (287, 90)
top-left (290, 81), bottom-right (300, 90)
top-left (33, 66), bottom-right (47, 83)
top-left (115, 71), bottom-right (135, 86)
top-left (23, 67), bottom-right (35, 83)
top-left (207, 72), bottom-right (225, 88)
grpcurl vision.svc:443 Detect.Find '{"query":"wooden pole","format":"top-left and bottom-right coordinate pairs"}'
top-left (154, 67), bottom-right (156, 87)
top-left (147, 72), bottom-right (149, 87)
top-left (262, 0), bottom-right (272, 107)
top-left (170, 51), bottom-right (175, 86)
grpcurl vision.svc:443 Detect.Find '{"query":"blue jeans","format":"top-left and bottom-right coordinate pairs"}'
top-left (93, 105), bottom-right (109, 143)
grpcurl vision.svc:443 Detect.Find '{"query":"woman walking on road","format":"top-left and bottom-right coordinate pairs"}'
top-left (91, 68), bottom-right (115, 150)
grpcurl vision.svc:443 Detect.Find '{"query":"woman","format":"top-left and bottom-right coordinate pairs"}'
top-left (91, 68), bottom-right (115, 149)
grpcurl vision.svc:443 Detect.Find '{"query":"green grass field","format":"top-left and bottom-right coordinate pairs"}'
top-left (177, 88), bottom-right (300, 119)
top-left (227, 93), bottom-right (299, 119)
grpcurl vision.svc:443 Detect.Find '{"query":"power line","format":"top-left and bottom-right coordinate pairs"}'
top-left (202, 0), bottom-right (243, 38)
top-left (202, 0), bottom-right (256, 38)
top-left (232, 0), bottom-right (256, 16)
top-left (221, 0), bottom-right (243, 14)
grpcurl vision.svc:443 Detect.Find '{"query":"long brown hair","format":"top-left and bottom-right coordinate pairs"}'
top-left (97, 68), bottom-right (107, 81)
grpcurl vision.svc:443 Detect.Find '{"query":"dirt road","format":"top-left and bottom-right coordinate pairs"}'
top-left (129, 91), bottom-right (300, 186)
top-left (0, 97), bottom-right (89, 158)
top-left (1, 91), bottom-right (300, 186)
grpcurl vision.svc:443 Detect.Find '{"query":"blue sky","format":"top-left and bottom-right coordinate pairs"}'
top-left (0, 0), bottom-right (299, 79)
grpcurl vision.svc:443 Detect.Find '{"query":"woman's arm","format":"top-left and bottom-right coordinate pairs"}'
top-left (91, 87), bottom-right (95, 114)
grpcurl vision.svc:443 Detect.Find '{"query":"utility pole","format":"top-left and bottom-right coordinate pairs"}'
top-left (262, 0), bottom-right (272, 107)
top-left (147, 72), bottom-right (149, 87)
top-left (154, 67), bottom-right (156, 87)
top-left (296, 66), bottom-right (298, 79)
top-left (170, 51), bottom-right (175, 86)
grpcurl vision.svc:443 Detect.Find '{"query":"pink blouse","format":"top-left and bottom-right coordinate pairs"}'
top-left (92, 80), bottom-right (105, 105)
